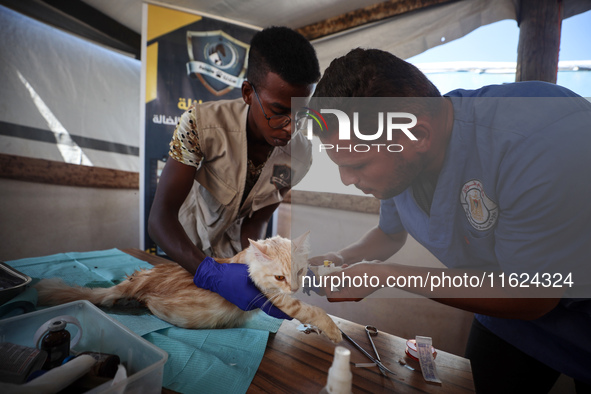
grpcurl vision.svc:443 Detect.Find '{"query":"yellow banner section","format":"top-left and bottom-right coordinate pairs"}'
top-left (147, 4), bottom-right (202, 41)
top-left (145, 42), bottom-right (158, 103)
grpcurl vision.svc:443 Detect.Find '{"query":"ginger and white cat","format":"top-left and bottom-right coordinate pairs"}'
top-left (34, 233), bottom-right (342, 343)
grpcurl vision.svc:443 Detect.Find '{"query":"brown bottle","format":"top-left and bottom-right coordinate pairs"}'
top-left (41, 320), bottom-right (70, 370)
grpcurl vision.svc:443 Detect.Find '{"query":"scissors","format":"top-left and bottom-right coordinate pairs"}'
top-left (340, 327), bottom-right (395, 377)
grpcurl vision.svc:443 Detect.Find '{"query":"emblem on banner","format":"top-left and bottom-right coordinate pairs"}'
top-left (186, 30), bottom-right (249, 96)
top-left (460, 179), bottom-right (498, 231)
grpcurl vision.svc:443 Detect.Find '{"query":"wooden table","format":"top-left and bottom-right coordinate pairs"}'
top-left (248, 316), bottom-right (474, 393)
top-left (123, 249), bottom-right (474, 393)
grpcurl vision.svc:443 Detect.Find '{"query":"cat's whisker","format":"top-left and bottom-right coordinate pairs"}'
top-left (256, 291), bottom-right (286, 313)
top-left (248, 290), bottom-right (283, 312)
top-left (265, 291), bottom-right (282, 303)
top-left (248, 292), bottom-right (268, 310)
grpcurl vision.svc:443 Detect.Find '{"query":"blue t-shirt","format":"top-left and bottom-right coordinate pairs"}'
top-left (379, 81), bottom-right (591, 382)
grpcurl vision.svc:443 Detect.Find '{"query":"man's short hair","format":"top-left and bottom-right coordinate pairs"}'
top-left (246, 26), bottom-right (320, 87)
top-left (309, 48), bottom-right (443, 138)
top-left (314, 47), bottom-right (441, 98)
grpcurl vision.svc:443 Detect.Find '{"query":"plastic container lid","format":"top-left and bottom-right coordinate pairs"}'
top-left (48, 320), bottom-right (67, 332)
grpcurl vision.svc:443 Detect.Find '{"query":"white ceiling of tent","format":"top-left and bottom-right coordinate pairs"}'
top-left (80, 0), bottom-right (590, 69)
top-left (82, 0), bottom-right (591, 36)
top-left (82, 0), bottom-right (386, 34)
top-left (80, 0), bottom-right (515, 69)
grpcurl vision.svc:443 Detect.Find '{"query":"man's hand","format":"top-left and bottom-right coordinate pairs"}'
top-left (308, 252), bottom-right (345, 267)
top-left (302, 267), bottom-right (326, 296)
top-left (324, 261), bottom-right (382, 302)
top-left (193, 257), bottom-right (291, 320)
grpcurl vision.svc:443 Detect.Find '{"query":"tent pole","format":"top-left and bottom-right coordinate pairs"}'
top-left (515, 0), bottom-right (563, 83)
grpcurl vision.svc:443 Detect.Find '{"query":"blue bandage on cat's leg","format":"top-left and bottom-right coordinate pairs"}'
top-left (193, 257), bottom-right (292, 320)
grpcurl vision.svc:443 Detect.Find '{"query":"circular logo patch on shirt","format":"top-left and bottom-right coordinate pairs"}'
top-left (460, 179), bottom-right (498, 231)
top-left (270, 165), bottom-right (292, 190)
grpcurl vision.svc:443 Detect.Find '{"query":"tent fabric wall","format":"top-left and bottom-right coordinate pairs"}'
top-left (0, 5), bottom-right (141, 172)
top-left (313, 0), bottom-right (517, 70)
top-left (0, 5), bottom-right (141, 260)
top-left (312, 0), bottom-right (591, 71)
top-left (0, 178), bottom-right (140, 261)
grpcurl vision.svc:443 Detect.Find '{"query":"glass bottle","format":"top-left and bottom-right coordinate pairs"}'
top-left (41, 320), bottom-right (70, 370)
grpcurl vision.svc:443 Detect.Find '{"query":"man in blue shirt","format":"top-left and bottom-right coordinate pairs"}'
top-left (309, 48), bottom-right (591, 393)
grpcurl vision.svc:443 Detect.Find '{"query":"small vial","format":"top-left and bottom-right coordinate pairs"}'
top-left (320, 346), bottom-right (353, 394)
top-left (41, 320), bottom-right (70, 370)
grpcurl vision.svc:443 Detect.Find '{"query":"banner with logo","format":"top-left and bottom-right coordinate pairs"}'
top-left (140, 3), bottom-right (258, 252)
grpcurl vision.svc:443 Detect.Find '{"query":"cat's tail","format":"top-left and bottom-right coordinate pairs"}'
top-left (35, 278), bottom-right (127, 307)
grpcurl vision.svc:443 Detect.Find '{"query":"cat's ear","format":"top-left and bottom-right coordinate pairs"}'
top-left (292, 231), bottom-right (311, 253)
top-left (248, 239), bottom-right (270, 260)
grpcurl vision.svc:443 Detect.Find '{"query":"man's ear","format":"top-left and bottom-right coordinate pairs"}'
top-left (407, 123), bottom-right (432, 153)
top-left (242, 81), bottom-right (253, 105)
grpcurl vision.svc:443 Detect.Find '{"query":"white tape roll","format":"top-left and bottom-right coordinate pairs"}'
top-left (33, 315), bottom-right (83, 350)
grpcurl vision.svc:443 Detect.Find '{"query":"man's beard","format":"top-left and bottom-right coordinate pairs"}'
top-left (379, 158), bottom-right (423, 200)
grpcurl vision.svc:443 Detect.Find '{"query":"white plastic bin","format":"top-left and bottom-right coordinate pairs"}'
top-left (0, 300), bottom-right (168, 393)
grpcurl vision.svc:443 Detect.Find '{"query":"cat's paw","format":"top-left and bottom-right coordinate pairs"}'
top-left (317, 316), bottom-right (342, 343)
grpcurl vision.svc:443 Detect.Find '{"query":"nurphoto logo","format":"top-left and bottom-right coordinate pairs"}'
top-left (297, 107), bottom-right (418, 153)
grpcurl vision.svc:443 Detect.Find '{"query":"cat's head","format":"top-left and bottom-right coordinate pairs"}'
top-left (245, 232), bottom-right (310, 295)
